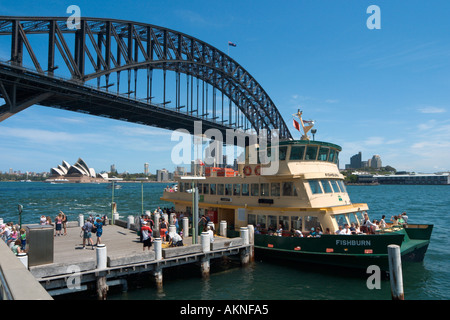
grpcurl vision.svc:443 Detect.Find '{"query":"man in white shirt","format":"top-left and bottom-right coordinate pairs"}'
top-left (340, 224), bottom-right (352, 235)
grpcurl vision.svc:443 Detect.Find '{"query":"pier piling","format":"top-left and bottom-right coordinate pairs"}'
top-left (388, 244), bottom-right (404, 300)
top-left (201, 232), bottom-right (211, 278)
top-left (240, 227), bottom-right (250, 266)
top-left (247, 225), bottom-right (255, 262)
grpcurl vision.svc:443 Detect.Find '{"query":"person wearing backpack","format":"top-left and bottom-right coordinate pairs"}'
top-left (82, 219), bottom-right (94, 250)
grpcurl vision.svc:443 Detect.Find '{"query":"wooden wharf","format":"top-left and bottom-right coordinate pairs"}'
top-left (22, 219), bottom-right (253, 299)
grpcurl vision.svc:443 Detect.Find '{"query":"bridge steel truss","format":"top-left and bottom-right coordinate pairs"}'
top-left (0, 17), bottom-right (292, 141)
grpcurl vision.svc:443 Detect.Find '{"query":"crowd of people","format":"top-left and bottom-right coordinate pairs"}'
top-left (137, 207), bottom-right (216, 251)
top-left (257, 211), bottom-right (409, 239)
top-left (1, 221), bottom-right (26, 255)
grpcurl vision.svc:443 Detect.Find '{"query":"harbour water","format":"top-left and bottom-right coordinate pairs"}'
top-left (0, 181), bottom-right (448, 300)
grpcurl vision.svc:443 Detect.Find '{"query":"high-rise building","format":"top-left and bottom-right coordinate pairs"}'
top-left (144, 163), bottom-right (149, 176)
top-left (371, 155), bottom-right (382, 169)
top-left (110, 164), bottom-right (116, 174)
top-left (350, 152), bottom-right (362, 169)
top-left (156, 169), bottom-right (169, 182)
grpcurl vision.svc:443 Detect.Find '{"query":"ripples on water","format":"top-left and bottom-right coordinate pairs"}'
top-left (0, 182), bottom-right (448, 300)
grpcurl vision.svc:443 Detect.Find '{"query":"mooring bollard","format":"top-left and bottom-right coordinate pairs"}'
top-left (182, 217), bottom-right (189, 238)
top-left (169, 224), bottom-right (176, 235)
top-left (96, 244), bottom-right (107, 270)
top-left (220, 220), bottom-right (227, 237)
top-left (127, 215), bottom-right (134, 229)
top-left (17, 252), bottom-right (28, 268)
top-left (154, 238), bottom-right (162, 260)
top-left (78, 214), bottom-right (84, 227)
top-left (113, 213), bottom-right (119, 225)
top-left (201, 232), bottom-right (211, 253)
top-left (388, 244), bottom-right (404, 300)
top-left (240, 227), bottom-right (249, 245)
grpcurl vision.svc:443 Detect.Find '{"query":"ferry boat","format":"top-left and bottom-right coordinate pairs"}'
top-left (161, 111), bottom-right (433, 271)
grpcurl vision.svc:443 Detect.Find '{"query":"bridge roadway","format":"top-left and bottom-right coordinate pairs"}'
top-left (25, 220), bottom-right (251, 299)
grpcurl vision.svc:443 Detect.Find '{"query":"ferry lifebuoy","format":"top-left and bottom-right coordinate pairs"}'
top-left (243, 166), bottom-right (252, 176)
top-left (254, 165), bottom-right (261, 175)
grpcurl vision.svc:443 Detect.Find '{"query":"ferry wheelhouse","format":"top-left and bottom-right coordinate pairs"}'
top-left (161, 112), bottom-right (433, 271)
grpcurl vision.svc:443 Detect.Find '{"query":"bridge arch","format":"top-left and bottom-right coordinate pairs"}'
top-left (0, 17), bottom-right (292, 141)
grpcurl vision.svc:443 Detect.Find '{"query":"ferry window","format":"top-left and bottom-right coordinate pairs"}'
top-left (305, 216), bottom-right (321, 231)
top-left (356, 211), bottom-right (365, 224)
top-left (242, 183), bottom-right (249, 196)
top-left (203, 183), bottom-right (209, 195)
top-left (290, 146), bottom-right (305, 160)
top-left (260, 183), bottom-right (270, 196)
top-left (337, 180), bottom-right (347, 193)
top-left (179, 183), bottom-right (184, 192)
top-left (225, 184), bottom-right (232, 196)
top-left (248, 214), bottom-right (256, 227)
top-left (210, 183), bottom-right (216, 195)
top-left (320, 180), bottom-right (333, 193)
top-left (318, 147), bottom-right (329, 161)
top-left (291, 216), bottom-right (302, 231)
top-left (282, 182), bottom-right (294, 196)
top-left (348, 213), bottom-right (359, 226)
top-left (334, 151), bottom-right (339, 164)
top-left (198, 183), bottom-right (203, 194)
top-left (305, 146), bottom-right (318, 160)
top-left (257, 215), bottom-right (267, 229)
top-left (251, 183), bottom-right (259, 196)
top-left (233, 184), bottom-right (240, 196)
top-left (334, 214), bottom-right (348, 228)
top-left (328, 149), bottom-right (336, 163)
top-left (185, 183), bottom-right (192, 192)
top-left (271, 182), bottom-right (280, 196)
top-left (217, 184), bottom-right (224, 195)
top-left (279, 216), bottom-right (290, 231)
top-left (268, 215), bottom-right (277, 231)
top-left (308, 180), bottom-right (323, 194)
top-left (330, 180), bottom-right (340, 192)
top-left (279, 146), bottom-right (288, 160)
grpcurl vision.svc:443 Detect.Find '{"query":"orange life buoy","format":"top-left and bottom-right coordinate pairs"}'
top-left (254, 165), bottom-right (261, 175)
top-left (243, 166), bottom-right (252, 176)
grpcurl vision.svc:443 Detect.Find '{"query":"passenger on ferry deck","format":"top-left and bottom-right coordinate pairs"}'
top-left (315, 227), bottom-right (323, 237)
top-left (350, 223), bottom-right (361, 235)
top-left (291, 229), bottom-right (303, 237)
top-left (324, 228), bottom-right (332, 235)
top-left (401, 212), bottom-right (408, 224)
top-left (362, 213), bottom-right (377, 233)
top-left (380, 215), bottom-right (387, 229)
top-left (390, 215), bottom-right (399, 226)
top-left (335, 225), bottom-right (343, 235)
top-left (276, 224), bottom-right (283, 236)
top-left (340, 224), bottom-right (352, 235)
top-left (206, 226), bottom-right (214, 243)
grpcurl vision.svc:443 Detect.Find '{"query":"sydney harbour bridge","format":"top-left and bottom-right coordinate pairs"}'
top-left (0, 17), bottom-right (292, 142)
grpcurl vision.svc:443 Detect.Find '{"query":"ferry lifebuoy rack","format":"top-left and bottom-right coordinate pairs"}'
top-left (243, 166), bottom-right (252, 176)
top-left (254, 165), bottom-right (261, 176)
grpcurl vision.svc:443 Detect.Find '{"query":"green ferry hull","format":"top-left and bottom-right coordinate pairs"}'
top-left (252, 225), bottom-right (433, 271)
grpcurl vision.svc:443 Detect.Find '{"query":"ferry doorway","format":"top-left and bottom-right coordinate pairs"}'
top-left (219, 208), bottom-right (235, 231)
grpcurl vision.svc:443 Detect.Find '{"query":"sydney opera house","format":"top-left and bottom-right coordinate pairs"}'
top-left (46, 158), bottom-right (108, 183)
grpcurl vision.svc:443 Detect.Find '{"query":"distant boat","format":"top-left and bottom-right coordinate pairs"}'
top-left (108, 183), bottom-right (122, 189)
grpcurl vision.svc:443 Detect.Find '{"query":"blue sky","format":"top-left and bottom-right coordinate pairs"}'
top-left (1, 0), bottom-right (450, 174)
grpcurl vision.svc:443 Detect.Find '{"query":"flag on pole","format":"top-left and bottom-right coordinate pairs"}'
top-left (293, 119), bottom-right (300, 131)
top-left (228, 41), bottom-right (237, 47)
